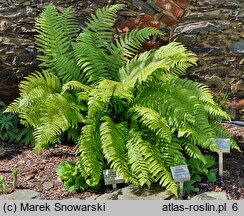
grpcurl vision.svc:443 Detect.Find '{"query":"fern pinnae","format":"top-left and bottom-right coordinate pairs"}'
top-left (100, 116), bottom-right (137, 184)
top-left (77, 124), bottom-right (104, 186)
top-left (126, 130), bottom-right (153, 187)
top-left (130, 106), bottom-right (172, 142)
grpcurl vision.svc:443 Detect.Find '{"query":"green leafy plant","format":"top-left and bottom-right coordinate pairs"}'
top-left (0, 147), bottom-right (3, 155)
top-left (0, 175), bottom-right (7, 193)
top-left (212, 88), bottom-right (229, 110)
top-left (57, 161), bottom-right (89, 191)
top-left (12, 168), bottom-right (18, 189)
top-left (5, 4), bottom-right (239, 196)
top-left (184, 155), bottom-right (217, 195)
top-left (0, 100), bottom-right (34, 145)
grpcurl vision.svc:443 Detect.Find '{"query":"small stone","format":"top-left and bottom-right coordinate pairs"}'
top-left (42, 182), bottom-right (54, 191)
top-left (0, 190), bottom-right (44, 200)
top-left (118, 185), bottom-right (175, 200)
top-left (174, 21), bottom-right (231, 35)
top-left (95, 190), bottom-right (121, 200)
top-left (192, 192), bottom-right (231, 200)
top-left (229, 40), bottom-right (244, 54)
top-left (133, 0), bottom-right (156, 15)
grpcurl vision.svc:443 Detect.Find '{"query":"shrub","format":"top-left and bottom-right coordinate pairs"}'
top-left (5, 4), bottom-right (239, 196)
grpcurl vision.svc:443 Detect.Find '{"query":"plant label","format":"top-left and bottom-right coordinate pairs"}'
top-left (103, 169), bottom-right (124, 189)
top-left (170, 165), bottom-right (190, 200)
top-left (216, 138), bottom-right (230, 177)
top-left (216, 138), bottom-right (230, 153)
top-left (170, 165), bottom-right (191, 182)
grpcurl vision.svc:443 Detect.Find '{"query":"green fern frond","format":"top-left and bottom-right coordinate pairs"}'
top-left (61, 81), bottom-right (92, 94)
top-left (5, 71), bottom-right (62, 127)
top-left (182, 142), bottom-right (206, 162)
top-left (87, 79), bottom-right (132, 120)
top-left (119, 42), bottom-right (197, 86)
top-left (127, 130), bottom-right (153, 187)
top-left (127, 130), bottom-right (178, 195)
top-left (19, 71), bottom-right (62, 97)
top-left (34, 93), bottom-right (85, 154)
top-left (60, 7), bottom-right (79, 44)
top-left (35, 4), bottom-right (83, 83)
top-left (112, 28), bottom-right (163, 59)
top-left (130, 106), bottom-right (172, 142)
top-left (100, 116), bottom-right (138, 184)
top-left (77, 123), bottom-right (104, 186)
top-left (83, 4), bottom-right (125, 48)
top-left (103, 28), bottom-right (162, 78)
top-left (52, 55), bottom-right (86, 83)
top-left (73, 40), bottom-right (112, 84)
top-left (35, 4), bottom-right (69, 65)
top-left (156, 137), bottom-right (186, 166)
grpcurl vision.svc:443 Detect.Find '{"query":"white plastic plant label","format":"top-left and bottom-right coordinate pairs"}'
top-left (170, 165), bottom-right (191, 182)
top-left (216, 138), bottom-right (230, 153)
top-left (103, 169), bottom-right (124, 186)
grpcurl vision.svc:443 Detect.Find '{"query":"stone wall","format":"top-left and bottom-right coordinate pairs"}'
top-left (0, 0), bottom-right (108, 103)
top-left (174, 0), bottom-right (244, 98)
top-left (0, 0), bottom-right (243, 117)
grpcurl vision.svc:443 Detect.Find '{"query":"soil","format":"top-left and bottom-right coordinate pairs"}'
top-left (0, 123), bottom-right (243, 200)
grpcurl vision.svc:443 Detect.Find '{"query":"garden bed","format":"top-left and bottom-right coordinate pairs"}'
top-left (0, 123), bottom-right (243, 200)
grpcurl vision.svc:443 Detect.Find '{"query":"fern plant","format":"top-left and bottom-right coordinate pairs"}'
top-left (5, 4), bottom-right (239, 196)
top-left (0, 100), bottom-right (34, 145)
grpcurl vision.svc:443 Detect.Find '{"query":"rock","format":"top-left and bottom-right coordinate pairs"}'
top-left (174, 21), bottom-right (231, 35)
top-left (42, 181), bottom-right (54, 191)
top-left (118, 185), bottom-right (175, 200)
top-left (132, 0), bottom-right (156, 15)
top-left (192, 192), bottom-right (231, 200)
top-left (229, 40), bottom-right (244, 54)
top-left (0, 190), bottom-right (44, 200)
top-left (87, 185), bottom-right (176, 200)
top-left (95, 190), bottom-right (121, 200)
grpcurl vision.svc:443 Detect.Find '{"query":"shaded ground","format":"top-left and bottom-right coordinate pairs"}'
top-left (0, 123), bottom-right (243, 200)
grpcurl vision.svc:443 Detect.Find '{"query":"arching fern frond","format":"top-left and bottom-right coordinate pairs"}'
top-left (103, 28), bottom-right (162, 79)
top-left (126, 129), bottom-right (178, 195)
top-left (112, 28), bottom-right (163, 59)
top-left (34, 93), bottom-right (85, 154)
top-left (119, 42), bottom-right (197, 86)
top-left (35, 4), bottom-right (83, 83)
top-left (100, 116), bottom-right (138, 184)
top-left (35, 4), bottom-right (70, 66)
top-left (126, 129), bottom-right (153, 187)
top-left (83, 4), bottom-right (125, 49)
top-left (77, 123), bottom-right (104, 186)
top-left (130, 106), bottom-right (172, 142)
top-left (5, 71), bottom-right (62, 127)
